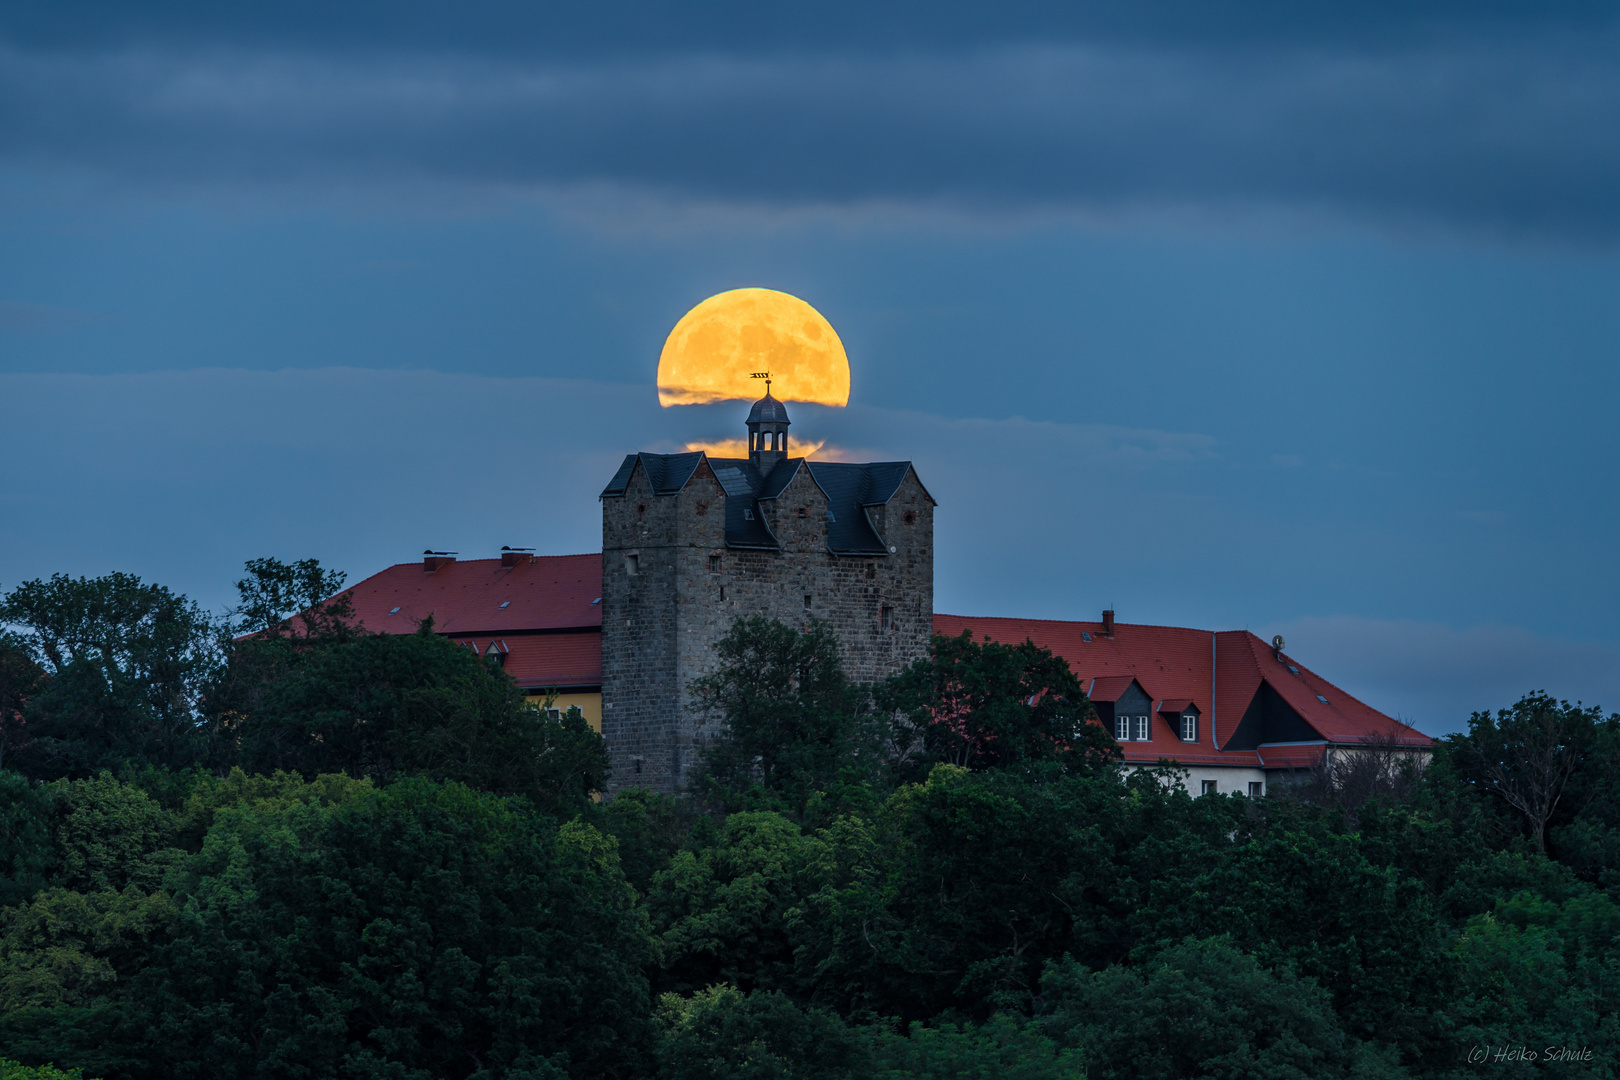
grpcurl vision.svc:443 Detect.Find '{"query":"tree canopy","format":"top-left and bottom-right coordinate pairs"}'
top-left (1, 572), bottom-right (1618, 1080)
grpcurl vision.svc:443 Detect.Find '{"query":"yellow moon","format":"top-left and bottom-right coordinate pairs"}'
top-left (657, 288), bottom-right (851, 407)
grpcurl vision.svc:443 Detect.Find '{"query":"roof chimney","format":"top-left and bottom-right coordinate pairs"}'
top-left (1101, 609), bottom-right (1115, 636)
top-left (500, 545), bottom-right (535, 568)
top-left (423, 550), bottom-right (457, 572)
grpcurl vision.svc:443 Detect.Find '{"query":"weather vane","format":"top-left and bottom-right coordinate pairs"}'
top-left (751, 371), bottom-right (771, 393)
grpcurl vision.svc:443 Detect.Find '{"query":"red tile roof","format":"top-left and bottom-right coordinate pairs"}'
top-left (330, 552), bottom-right (1427, 769)
top-left (450, 631), bottom-right (603, 691)
top-left (932, 614), bottom-right (1430, 768)
top-left (340, 553), bottom-right (603, 690)
top-left (343, 554), bottom-right (603, 636)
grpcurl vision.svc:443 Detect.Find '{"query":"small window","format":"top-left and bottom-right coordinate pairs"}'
top-left (881, 605), bottom-right (894, 630)
top-left (1132, 715), bottom-right (1150, 741)
top-left (708, 555), bottom-right (721, 574)
top-left (804, 594), bottom-right (813, 609)
top-left (743, 507), bottom-right (754, 520)
top-left (1249, 782), bottom-right (1264, 798)
top-left (1287, 665), bottom-right (1300, 674)
top-left (903, 510), bottom-right (916, 525)
top-left (632, 755), bottom-right (643, 774)
top-left (1180, 713), bottom-right (1197, 742)
top-left (625, 554), bottom-right (640, 576)
top-left (544, 706), bottom-right (562, 721)
top-left (499, 601), bottom-right (511, 609)
top-left (865, 563), bottom-right (876, 579)
top-left (1316, 694), bottom-right (1328, 703)
top-left (1080, 631), bottom-right (1092, 642)
top-left (389, 606), bottom-right (401, 615)
top-left (1115, 716), bottom-right (1131, 741)
top-left (1202, 780), bottom-right (1217, 796)
top-left (826, 508), bottom-right (837, 522)
top-left (797, 506), bottom-right (808, 518)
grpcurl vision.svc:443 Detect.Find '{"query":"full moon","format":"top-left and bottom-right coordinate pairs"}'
top-left (657, 288), bottom-right (851, 407)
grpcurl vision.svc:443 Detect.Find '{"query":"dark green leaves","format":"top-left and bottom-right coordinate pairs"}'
top-left (879, 630), bottom-right (1117, 777)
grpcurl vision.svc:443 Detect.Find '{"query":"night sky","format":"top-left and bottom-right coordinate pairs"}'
top-left (3, 1), bottom-right (1619, 733)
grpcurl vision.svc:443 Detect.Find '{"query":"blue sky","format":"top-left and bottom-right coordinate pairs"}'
top-left (2, 1), bottom-right (1618, 733)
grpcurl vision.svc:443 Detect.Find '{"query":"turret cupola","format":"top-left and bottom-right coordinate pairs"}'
top-left (746, 381), bottom-right (791, 474)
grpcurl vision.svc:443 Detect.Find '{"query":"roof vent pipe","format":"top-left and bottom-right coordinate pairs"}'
top-left (1101, 609), bottom-right (1115, 636)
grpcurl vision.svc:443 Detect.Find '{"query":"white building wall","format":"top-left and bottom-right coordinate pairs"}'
top-left (1124, 763), bottom-right (1269, 797)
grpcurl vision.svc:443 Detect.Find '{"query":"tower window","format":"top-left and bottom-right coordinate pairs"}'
top-left (804, 594), bottom-right (813, 609)
top-left (865, 563), bottom-right (876, 579)
top-left (904, 510), bottom-right (916, 525)
top-left (881, 605), bottom-right (894, 630)
top-left (708, 555), bottom-right (721, 573)
top-left (626, 554), bottom-right (640, 576)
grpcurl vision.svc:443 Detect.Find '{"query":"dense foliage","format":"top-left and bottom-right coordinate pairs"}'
top-left (1, 562), bottom-right (1618, 1078)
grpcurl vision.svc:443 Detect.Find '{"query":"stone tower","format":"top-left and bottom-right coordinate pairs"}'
top-left (599, 391), bottom-right (935, 794)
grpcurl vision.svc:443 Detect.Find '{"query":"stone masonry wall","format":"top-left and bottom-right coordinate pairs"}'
top-left (602, 457), bottom-right (934, 795)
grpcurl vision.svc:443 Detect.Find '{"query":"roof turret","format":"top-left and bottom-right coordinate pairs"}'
top-left (746, 388), bottom-right (790, 425)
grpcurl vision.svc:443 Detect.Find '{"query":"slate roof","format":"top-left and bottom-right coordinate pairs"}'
top-left (932, 613), bottom-right (1431, 770)
top-left (806, 461), bottom-right (916, 554)
top-left (747, 392), bottom-right (791, 424)
top-left (601, 452), bottom-right (705, 497)
top-left (600, 451), bottom-right (925, 555)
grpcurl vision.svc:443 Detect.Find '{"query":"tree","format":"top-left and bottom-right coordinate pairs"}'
top-left (655, 985), bottom-right (868, 1080)
top-left (0, 574), bottom-right (218, 778)
top-left (1035, 938), bottom-right (1402, 1080)
top-left (208, 621), bottom-right (608, 815)
top-left (878, 631), bottom-right (1116, 776)
top-left (0, 635), bottom-right (45, 772)
top-left (689, 618), bottom-right (880, 810)
top-left (123, 779), bottom-right (653, 1079)
top-left (1444, 692), bottom-right (1612, 852)
top-left (228, 556), bottom-right (355, 640)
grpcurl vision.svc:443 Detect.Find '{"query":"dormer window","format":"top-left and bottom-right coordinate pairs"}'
top-left (1180, 713), bottom-right (1198, 742)
top-left (1114, 715), bottom-right (1150, 741)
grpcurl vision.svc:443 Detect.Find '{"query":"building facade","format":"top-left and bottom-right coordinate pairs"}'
top-left (327, 392), bottom-right (1429, 798)
top-left (598, 389), bottom-right (934, 792)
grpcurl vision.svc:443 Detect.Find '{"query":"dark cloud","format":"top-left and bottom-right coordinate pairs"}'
top-left (1, 3), bottom-right (1619, 239)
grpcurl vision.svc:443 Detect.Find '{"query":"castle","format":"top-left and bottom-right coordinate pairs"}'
top-left (330, 389), bottom-right (1431, 797)
top-left (598, 386), bottom-right (934, 791)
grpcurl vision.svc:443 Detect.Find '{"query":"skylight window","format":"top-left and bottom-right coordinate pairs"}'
top-left (499, 601), bottom-right (511, 609)
top-left (591, 597), bottom-right (602, 605)
top-left (1316, 694), bottom-right (1329, 703)
top-left (1081, 632), bottom-right (1092, 642)
top-left (1287, 665), bottom-right (1300, 674)
top-left (389, 607), bottom-right (400, 615)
